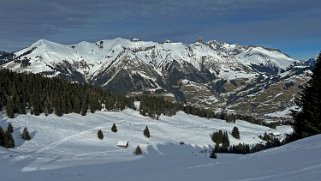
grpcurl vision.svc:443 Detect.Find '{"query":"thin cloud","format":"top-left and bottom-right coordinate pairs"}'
top-left (0, 0), bottom-right (320, 59)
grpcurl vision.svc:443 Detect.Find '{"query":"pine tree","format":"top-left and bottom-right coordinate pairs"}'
top-left (7, 123), bottom-right (14, 134)
top-left (232, 126), bottom-right (240, 139)
top-left (143, 126), bottom-right (150, 138)
top-left (6, 97), bottom-right (14, 118)
top-left (97, 129), bottom-right (104, 140)
top-left (4, 130), bottom-right (15, 148)
top-left (66, 97), bottom-right (73, 114)
top-left (53, 98), bottom-right (63, 117)
top-left (72, 97), bottom-right (81, 114)
top-left (222, 131), bottom-right (230, 149)
top-left (31, 94), bottom-right (41, 116)
top-left (209, 148), bottom-right (217, 159)
top-left (134, 145), bottom-right (142, 155)
top-left (14, 94), bottom-right (25, 114)
top-left (211, 130), bottom-right (224, 145)
top-left (81, 98), bottom-right (88, 116)
top-left (22, 127), bottom-right (31, 140)
top-left (0, 126), bottom-right (5, 147)
top-left (111, 123), bottom-right (117, 133)
top-left (292, 53), bottom-right (321, 138)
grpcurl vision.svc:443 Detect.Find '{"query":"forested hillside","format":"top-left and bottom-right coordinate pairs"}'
top-left (0, 69), bottom-right (131, 117)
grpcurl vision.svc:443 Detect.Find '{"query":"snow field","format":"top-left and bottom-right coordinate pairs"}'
top-left (1, 109), bottom-right (292, 171)
top-left (1, 109), bottom-right (320, 181)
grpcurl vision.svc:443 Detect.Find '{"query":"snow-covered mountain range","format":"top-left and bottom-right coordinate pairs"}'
top-left (0, 38), bottom-right (313, 116)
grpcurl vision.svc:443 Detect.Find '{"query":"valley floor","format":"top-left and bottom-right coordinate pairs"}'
top-left (1, 109), bottom-right (319, 180)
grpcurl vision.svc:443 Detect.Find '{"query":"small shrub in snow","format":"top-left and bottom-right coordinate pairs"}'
top-left (111, 123), bottom-right (117, 133)
top-left (134, 145), bottom-right (142, 155)
top-left (97, 129), bottom-right (104, 140)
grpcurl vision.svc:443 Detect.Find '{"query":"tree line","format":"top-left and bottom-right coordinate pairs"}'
top-left (0, 69), bottom-right (132, 118)
top-left (182, 105), bottom-right (280, 129)
top-left (210, 128), bottom-right (288, 155)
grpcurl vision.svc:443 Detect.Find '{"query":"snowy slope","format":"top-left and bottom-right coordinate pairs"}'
top-left (236, 46), bottom-right (295, 69)
top-left (1, 109), bottom-right (320, 181)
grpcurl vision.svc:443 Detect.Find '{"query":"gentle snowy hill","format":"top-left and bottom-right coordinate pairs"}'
top-left (1, 109), bottom-right (320, 180)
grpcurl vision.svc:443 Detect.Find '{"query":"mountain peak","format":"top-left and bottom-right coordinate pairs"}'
top-left (32, 39), bottom-right (55, 46)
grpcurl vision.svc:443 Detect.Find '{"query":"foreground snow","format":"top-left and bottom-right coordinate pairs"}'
top-left (1, 109), bottom-right (318, 181)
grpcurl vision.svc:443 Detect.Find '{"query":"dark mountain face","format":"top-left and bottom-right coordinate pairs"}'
top-left (0, 51), bottom-right (14, 65)
top-left (304, 58), bottom-right (317, 67)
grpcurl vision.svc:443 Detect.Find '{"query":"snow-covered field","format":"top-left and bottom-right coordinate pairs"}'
top-left (1, 109), bottom-right (319, 181)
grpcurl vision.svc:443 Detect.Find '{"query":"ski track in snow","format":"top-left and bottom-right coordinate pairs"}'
top-left (0, 109), bottom-right (319, 181)
top-left (34, 121), bottom-right (123, 155)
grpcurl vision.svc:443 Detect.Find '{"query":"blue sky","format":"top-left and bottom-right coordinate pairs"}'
top-left (0, 0), bottom-right (320, 60)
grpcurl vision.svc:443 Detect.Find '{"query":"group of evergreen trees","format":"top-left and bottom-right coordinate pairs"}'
top-left (97, 123), bottom-right (119, 140)
top-left (96, 124), bottom-right (150, 141)
top-left (210, 137), bottom-right (284, 155)
top-left (182, 105), bottom-right (279, 129)
top-left (0, 123), bottom-right (31, 149)
top-left (292, 53), bottom-right (321, 139)
top-left (211, 127), bottom-right (240, 152)
top-left (211, 130), bottom-right (230, 151)
top-left (258, 132), bottom-right (275, 142)
top-left (138, 96), bottom-right (180, 119)
top-left (209, 127), bottom-right (286, 155)
top-left (0, 69), bottom-right (132, 118)
top-left (0, 125), bottom-right (15, 148)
